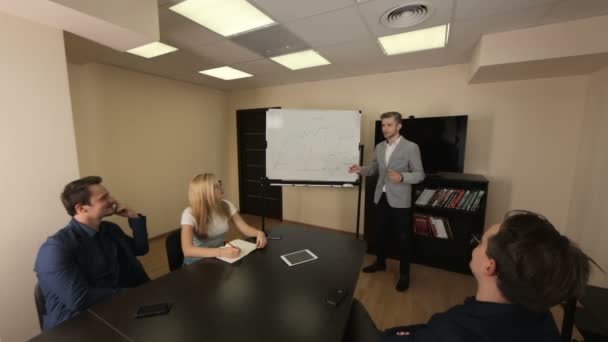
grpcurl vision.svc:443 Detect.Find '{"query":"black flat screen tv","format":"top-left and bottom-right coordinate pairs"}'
top-left (374, 115), bottom-right (468, 174)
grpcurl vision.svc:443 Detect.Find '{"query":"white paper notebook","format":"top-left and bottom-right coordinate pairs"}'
top-left (216, 239), bottom-right (257, 263)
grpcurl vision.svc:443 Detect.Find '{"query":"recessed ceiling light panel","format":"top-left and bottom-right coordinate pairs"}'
top-left (270, 50), bottom-right (331, 70)
top-left (199, 66), bottom-right (253, 80)
top-left (170, 0), bottom-right (275, 37)
top-left (378, 24), bottom-right (449, 55)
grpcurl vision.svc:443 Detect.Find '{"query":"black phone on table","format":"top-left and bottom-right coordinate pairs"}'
top-left (326, 289), bottom-right (347, 306)
top-left (134, 303), bottom-right (172, 319)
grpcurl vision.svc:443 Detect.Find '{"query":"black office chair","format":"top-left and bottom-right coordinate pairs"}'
top-left (34, 282), bottom-right (46, 330)
top-left (165, 228), bottom-right (184, 272)
top-left (561, 297), bottom-right (578, 342)
top-left (343, 299), bottom-right (379, 342)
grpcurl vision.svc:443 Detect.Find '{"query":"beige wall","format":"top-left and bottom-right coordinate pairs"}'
top-left (0, 11), bottom-right (80, 342)
top-left (478, 15), bottom-right (608, 66)
top-left (68, 63), bottom-right (229, 237)
top-left (50, 0), bottom-right (160, 44)
top-left (0, 0), bottom-right (159, 52)
top-left (469, 15), bottom-right (608, 83)
top-left (568, 66), bottom-right (608, 287)
top-left (227, 64), bottom-right (589, 235)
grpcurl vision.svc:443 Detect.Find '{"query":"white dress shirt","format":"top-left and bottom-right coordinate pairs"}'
top-left (383, 136), bottom-right (401, 192)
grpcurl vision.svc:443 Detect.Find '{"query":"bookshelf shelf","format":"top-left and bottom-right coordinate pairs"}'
top-left (364, 172), bottom-right (489, 275)
top-left (413, 205), bottom-right (485, 216)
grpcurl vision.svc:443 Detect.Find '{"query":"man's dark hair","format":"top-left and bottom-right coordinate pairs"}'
top-left (60, 176), bottom-right (103, 216)
top-left (487, 210), bottom-right (597, 311)
top-left (380, 111), bottom-right (402, 124)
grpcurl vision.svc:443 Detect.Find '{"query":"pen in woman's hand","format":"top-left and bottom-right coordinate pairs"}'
top-left (226, 241), bottom-right (241, 251)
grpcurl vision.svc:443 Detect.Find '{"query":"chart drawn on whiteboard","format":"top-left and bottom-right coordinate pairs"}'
top-left (266, 109), bottom-right (360, 183)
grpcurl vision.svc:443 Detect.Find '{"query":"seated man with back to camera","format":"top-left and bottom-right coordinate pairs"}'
top-left (344, 210), bottom-right (600, 342)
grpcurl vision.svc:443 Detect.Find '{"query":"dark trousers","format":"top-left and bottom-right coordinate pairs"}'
top-left (376, 194), bottom-right (412, 276)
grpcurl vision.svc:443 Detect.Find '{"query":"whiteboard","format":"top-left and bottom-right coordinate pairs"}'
top-left (266, 109), bottom-right (360, 183)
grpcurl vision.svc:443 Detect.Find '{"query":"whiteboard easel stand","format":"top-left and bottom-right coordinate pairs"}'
top-left (355, 143), bottom-right (364, 239)
top-left (260, 144), bottom-right (365, 239)
top-left (261, 176), bottom-right (269, 232)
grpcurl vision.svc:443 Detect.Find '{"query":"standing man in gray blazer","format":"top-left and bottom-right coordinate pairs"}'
top-left (349, 112), bottom-right (424, 291)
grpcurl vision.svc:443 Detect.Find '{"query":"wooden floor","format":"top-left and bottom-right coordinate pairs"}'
top-left (137, 215), bottom-right (580, 338)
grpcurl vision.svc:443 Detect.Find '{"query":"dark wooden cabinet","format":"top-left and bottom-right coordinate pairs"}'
top-left (236, 108), bottom-right (282, 220)
top-left (364, 172), bottom-right (489, 274)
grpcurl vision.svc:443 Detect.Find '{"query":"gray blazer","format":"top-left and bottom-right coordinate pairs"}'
top-left (361, 137), bottom-right (425, 208)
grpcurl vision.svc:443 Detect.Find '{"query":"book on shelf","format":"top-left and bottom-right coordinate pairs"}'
top-left (471, 191), bottom-right (481, 209)
top-left (443, 190), bottom-right (459, 208)
top-left (460, 191), bottom-right (473, 210)
top-left (444, 219), bottom-right (453, 239)
top-left (470, 192), bottom-right (482, 210)
top-left (469, 190), bottom-right (485, 211)
top-left (431, 217), bottom-right (449, 239)
top-left (433, 189), bottom-right (454, 207)
top-left (431, 189), bottom-right (446, 207)
top-left (415, 188), bottom-right (485, 211)
top-left (425, 190), bottom-right (436, 205)
top-left (448, 189), bottom-right (465, 209)
top-left (414, 214), bottom-right (431, 236)
top-left (415, 189), bottom-right (434, 206)
top-left (432, 189), bottom-right (447, 206)
top-left (413, 214), bottom-right (452, 240)
top-left (456, 190), bottom-right (470, 210)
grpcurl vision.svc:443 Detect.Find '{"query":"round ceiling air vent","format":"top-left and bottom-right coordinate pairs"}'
top-left (380, 3), bottom-right (433, 29)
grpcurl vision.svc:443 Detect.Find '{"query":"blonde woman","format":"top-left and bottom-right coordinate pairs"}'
top-left (181, 173), bottom-right (267, 265)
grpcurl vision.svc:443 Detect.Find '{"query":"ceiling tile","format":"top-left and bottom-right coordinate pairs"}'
top-left (285, 64), bottom-right (349, 81)
top-left (178, 71), bottom-right (235, 90)
top-left (453, 0), bottom-right (559, 20)
top-left (224, 74), bottom-right (290, 90)
top-left (127, 66), bottom-right (232, 91)
top-left (339, 48), bottom-right (448, 76)
top-left (231, 58), bottom-right (287, 75)
top-left (100, 50), bottom-right (220, 85)
top-left (188, 39), bottom-right (262, 65)
top-left (251, 0), bottom-right (355, 22)
top-left (134, 50), bottom-right (220, 75)
top-left (358, 0), bottom-right (454, 37)
top-left (230, 25), bottom-right (309, 57)
top-left (230, 64), bottom-right (349, 90)
top-left (95, 62), bottom-right (232, 91)
top-left (540, 0), bottom-right (608, 25)
top-left (316, 39), bottom-right (385, 65)
top-left (158, 7), bottom-right (223, 49)
top-left (285, 7), bottom-right (373, 47)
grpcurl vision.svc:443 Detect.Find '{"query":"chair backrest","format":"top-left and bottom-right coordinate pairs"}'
top-left (343, 299), bottom-right (378, 342)
top-left (165, 228), bottom-right (183, 272)
top-left (561, 297), bottom-right (577, 342)
top-left (34, 282), bottom-right (46, 330)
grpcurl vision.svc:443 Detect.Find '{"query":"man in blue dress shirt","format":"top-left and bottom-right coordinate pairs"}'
top-left (34, 176), bottom-right (150, 330)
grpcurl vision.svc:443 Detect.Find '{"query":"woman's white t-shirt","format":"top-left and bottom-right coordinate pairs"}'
top-left (180, 200), bottom-right (238, 251)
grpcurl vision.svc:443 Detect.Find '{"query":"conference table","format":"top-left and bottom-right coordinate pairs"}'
top-left (31, 224), bottom-right (366, 341)
top-left (29, 311), bottom-right (130, 342)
